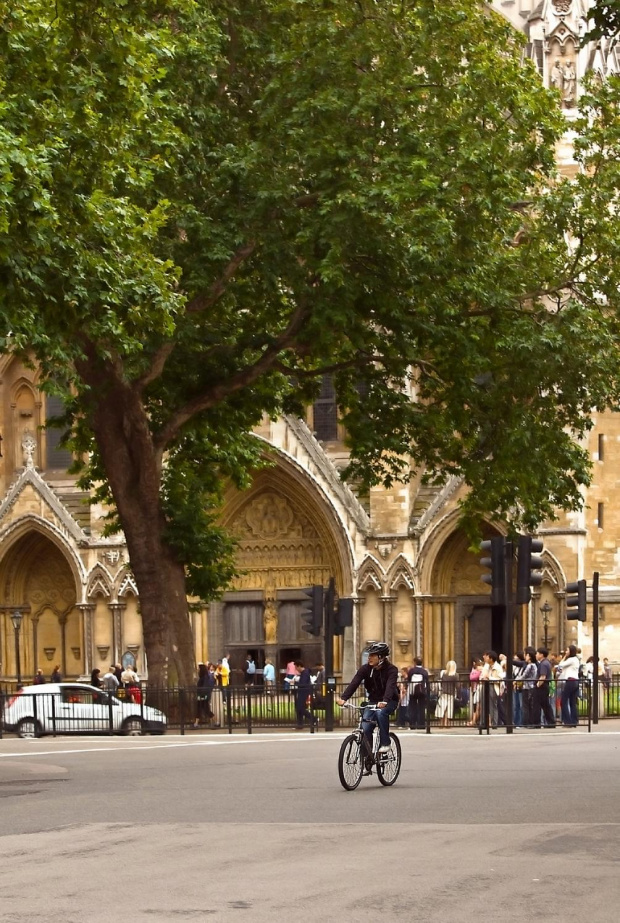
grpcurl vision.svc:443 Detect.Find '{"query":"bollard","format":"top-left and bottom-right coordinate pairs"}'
top-left (246, 689), bottom-right (252, 734)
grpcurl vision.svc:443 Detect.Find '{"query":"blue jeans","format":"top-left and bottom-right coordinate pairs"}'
top-left (513, 690), bottom-right (523, 726)
top-left (561, 678), bottom-right (579, 726)
top-left (362, 701), bottom-right (398, 749)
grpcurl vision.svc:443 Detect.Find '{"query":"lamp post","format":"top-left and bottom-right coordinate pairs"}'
top-left (11, 609), bottom-right (23, 686)
top-left (540, 601), bottom-right (552, 649)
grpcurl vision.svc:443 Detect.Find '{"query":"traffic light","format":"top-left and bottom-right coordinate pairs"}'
top-left (516, 535), bottom-right (544, 605)
top-left (300, 585), bottom-right (323, 636)
top-left (566, 579), bottom-right (587, 621)
top-left (334, 598), bottom-right (354, 636)
top-left (480, 536), bottom-right (506, 606)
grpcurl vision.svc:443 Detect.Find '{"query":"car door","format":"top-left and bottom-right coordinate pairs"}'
top-left (57, 686), bottom-right (108, 732)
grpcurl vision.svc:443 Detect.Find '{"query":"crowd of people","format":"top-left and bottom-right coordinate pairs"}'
top-left (190, 653), bottom-right (326, 730)
top-left (394, 648), bottom-right (614, 729)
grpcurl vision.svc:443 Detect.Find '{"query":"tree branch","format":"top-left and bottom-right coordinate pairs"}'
top-left (185, 240), bottom-right (257, 316)
top-left (134, 342), bottom-right (176, 392)
top-left (153, 301), bottom-right (310, 452)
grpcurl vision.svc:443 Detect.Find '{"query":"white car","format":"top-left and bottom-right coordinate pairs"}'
top-left (2, 683), bottom-right (167, 738)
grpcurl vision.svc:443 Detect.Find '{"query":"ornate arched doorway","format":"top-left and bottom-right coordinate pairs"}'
top-left (423, 526), bottom-right (505, 670)
top-left (0, 530), bottom-right (82, 682)
top-left (210, 465), bottom-right (352, 681)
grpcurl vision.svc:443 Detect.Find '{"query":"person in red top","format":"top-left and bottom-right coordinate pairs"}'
top-left (336, 642), bottom-right (399, 753)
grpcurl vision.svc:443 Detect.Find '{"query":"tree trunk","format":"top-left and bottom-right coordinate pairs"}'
top-left (77, 361), bottom-right (196, 687)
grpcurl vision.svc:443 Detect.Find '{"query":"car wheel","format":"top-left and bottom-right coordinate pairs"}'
top-left (17, 718), bottom-right (40, 739)
top-left (123, 718), bottom-right (143, 736)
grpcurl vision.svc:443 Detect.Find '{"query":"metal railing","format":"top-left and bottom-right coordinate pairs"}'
top-left (0, 676), bottom-right (604, 738)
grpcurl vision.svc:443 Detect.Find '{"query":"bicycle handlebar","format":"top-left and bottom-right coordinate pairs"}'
top-left (340, 701), bottom-right (383, 710)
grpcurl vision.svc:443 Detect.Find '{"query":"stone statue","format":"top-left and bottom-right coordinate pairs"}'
top-left (563, 61), bottom-right (576, 107)
top-left (22, 431), bottom-right (37, 468)
top-left (550, 59), bottom-right (564, 95)
top-left (263, 595), bottom-right (278, 644)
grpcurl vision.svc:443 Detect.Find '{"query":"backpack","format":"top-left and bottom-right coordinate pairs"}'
top-left (246, 660), bottom-right (256, 675)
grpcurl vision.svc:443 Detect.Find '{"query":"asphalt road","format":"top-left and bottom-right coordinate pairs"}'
top-left (1, 727), bottom-right (619, 922)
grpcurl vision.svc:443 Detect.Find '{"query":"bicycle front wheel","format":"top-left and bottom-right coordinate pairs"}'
top-left (376, 732), bottom-right (401, 786)
top-left (338, 734), bottom-right (364, 791)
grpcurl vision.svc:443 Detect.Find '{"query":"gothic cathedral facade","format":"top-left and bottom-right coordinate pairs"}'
top-left (1, 0), bottom-right (619, 685)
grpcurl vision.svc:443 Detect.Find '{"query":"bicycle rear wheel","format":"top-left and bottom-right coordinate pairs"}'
top-left (338, 734), bottom-right (364, 791)
top-left (376, 732), bottom-right (401, 786)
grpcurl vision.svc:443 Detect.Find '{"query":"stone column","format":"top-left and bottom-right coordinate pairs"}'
top-left (109, 603), bottom-right (126, 664)
top-left (380, 595), bottom-right (397, 653)
top-left (78, 604), bottom-right (95, 675)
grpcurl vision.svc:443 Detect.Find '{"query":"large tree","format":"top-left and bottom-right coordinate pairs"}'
top-left (2, 0), bottom-right (620, 685)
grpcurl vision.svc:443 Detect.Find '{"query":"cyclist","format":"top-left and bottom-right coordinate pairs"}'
top-left (336, 642), bottom-right (399, 753)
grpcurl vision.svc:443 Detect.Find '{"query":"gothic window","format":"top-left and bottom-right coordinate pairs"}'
top-left (45, 395), bottom-right (73, 471)
top-left (312, 374), bottom-right (338, 442)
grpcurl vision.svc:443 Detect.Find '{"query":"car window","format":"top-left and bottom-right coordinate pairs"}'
top-left (61, 688), bottom-right (94, 705)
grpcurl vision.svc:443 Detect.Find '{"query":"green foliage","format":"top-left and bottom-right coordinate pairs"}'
top-left (583, 1), bottom-right (620, 40)
top-left (2, 0), bottom-right (620, 596)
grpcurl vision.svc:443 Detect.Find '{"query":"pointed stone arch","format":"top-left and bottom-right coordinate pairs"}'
top-left (222, 460), bottom-right (353, 594)
top-left (0, 514), bottom-right (86, 595)
top-left (387, 554), bottom-right (416, 593)
top-left (118, 573), bottom-right (138, 599)
top-left (86, 563), bottom-right (113, 600)
top-left (0, 520), bottom-right (83, 680)
top-left (356, 554), bottom-right (385, 593)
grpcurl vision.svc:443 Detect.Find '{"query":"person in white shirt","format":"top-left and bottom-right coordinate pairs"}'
top-left (480, 650), bottom-right (504, 728)
top-left (556, 645), bottom-right (580, 726)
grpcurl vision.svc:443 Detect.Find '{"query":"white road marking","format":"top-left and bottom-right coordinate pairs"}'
top-left (0, 725), bottom-right (607, 759)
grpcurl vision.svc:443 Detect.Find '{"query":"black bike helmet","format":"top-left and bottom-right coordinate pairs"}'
top-left (366, 642), bottom-right (390, 659)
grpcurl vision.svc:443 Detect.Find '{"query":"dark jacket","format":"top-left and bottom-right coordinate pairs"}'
top-left (407, 665), bottom-right (429, 699)
top-left (341, 661), bottom-right (399, 705)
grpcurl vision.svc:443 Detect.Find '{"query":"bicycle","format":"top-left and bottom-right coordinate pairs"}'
top-left (337, 702), bottom-right (401, 791)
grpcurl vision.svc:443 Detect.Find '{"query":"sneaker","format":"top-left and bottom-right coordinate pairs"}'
top-left (378, 744), bottom-right (391, 753)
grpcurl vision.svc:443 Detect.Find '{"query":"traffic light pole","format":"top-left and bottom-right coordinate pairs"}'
top-left (324, 577), bottom-right (335, 732)
top-left (593, 571), bottom-right (600, 725)
top-left (504, 541), bottom-right (514, 735)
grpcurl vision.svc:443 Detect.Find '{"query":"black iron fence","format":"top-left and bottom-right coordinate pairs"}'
top-left (0, 674), bottom-right (609, 737)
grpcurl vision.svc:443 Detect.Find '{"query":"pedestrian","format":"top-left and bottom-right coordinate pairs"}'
top-left (396, 667), bottom-right (410, 728)
top-left (407, 657), bottom-right (429, 729)
top-left (244, 652), bottom-right (256, 687)
top-left (114, 663), bottom-right (123, 686)
top-left (284, 659), bottom-right (299, 692)
top-left (121, 662), bottom-right (140, 703)
top-left (194, 662), bottom-right (214, 727)
top-left (312, 662), bottom-right (326, 710)
top-left (512, 651), bottom-right (526, 727)
top-left (480, 651), bottom-right (504, 728)
top-left (293, 660), bottom-right (317, 730)
top-left (33, 668), bottom-right (46, 685)
top-left (521, 648), bottom-right (539, 727)
top-left (102, 665), bottom-right (120, 694)
top-left (556, 644), bottom-right (580, 727)
top-left (51, 664), bottom-right (62, 683)
top-left (467, 659), bottom-right (483, 727)
top-left (535, 647), bottom-right (556, 728)
top-left (219, 654), bottom-right (231, 707)
top-left (90, 668), bottom-right (102, 688)
top-left (263, 658), bottom-right (276, 694)
top-left (435, 660), bottom-right (458, 727)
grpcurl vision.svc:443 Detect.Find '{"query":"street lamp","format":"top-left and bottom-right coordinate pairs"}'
top-left (10, 609), bottom-right (23, 685)
top-left (540, 601), bottom-right (552, 649)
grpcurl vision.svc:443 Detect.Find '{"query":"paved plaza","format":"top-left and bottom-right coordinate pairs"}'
top-left (0, 727), bottom-right (619, 922)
